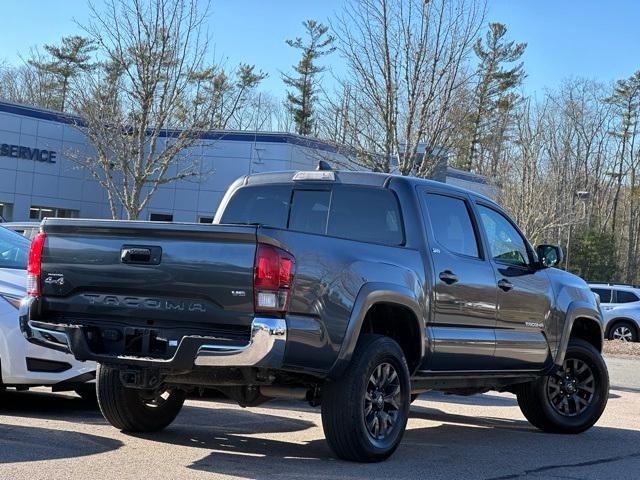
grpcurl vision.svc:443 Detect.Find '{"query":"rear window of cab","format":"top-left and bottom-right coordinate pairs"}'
top-left (220, 184), bottom-right (404, 246)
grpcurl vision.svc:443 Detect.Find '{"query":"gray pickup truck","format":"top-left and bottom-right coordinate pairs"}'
top-left (21, 168), bottom-right (608, 462)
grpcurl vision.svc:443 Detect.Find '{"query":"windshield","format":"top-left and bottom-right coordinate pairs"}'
top-left (0, 226), bottom-right (30, 270)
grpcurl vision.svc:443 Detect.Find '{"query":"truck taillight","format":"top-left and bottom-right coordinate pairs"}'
top-left (27, 232), bottom-right (46, 297)
top-left (254, 243), bottom-right (295, 314)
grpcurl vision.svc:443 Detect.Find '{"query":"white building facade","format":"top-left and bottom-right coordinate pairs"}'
top-left (0, 100), bottom-right (493, 222)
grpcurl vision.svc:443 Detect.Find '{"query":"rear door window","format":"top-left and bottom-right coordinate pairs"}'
top-left (615, 290), bottom-right (639, 303)
top-left (591, 288), bottom-right (612, 303)
top-left (424, 193), bottom-right (480, 258)
top-left (327, 187), bottom-right (403, 245)
top-left (219, 185), bottom-right (291, 228)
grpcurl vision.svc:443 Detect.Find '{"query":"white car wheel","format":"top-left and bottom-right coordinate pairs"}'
top-left (609, 321), bottom-right (638, 342)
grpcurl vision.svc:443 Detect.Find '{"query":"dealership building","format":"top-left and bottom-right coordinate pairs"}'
top-left (0, 100), bottom-right (492, 223)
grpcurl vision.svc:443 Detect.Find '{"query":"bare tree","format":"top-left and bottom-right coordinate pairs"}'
top-left (0, 50), bottom-right (63, 110)
top-left (68, 0), bottom-right (264, 220)
top-left (327, 0), bottom-right (485, 176)
top-left (189, 63), bottom-right (268, 130)
top-left (496, 80), bottom-right (622, 281)
top-left (605, 71), bottom-right (640, 280)
top-left (498, 98), bottom-right (574, 244)
top-left (67, 0), bottom-right (213, 219)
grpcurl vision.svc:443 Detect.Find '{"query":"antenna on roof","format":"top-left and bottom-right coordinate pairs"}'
top-left (316, 160), bottom-right (333, 171)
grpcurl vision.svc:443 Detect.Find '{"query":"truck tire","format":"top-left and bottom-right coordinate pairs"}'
top-left (516, 339), bottom-right (608, 434)
top-left (321, 334), bottom-right (410, 462)
top-left (96, 364), bottom-right (186, 432)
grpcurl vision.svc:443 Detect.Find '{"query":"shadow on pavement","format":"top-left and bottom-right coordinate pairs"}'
top-left (2, 389), bottom-right (640, 479)
top-left (0, 389), bottom-right (103, 423)
top-left (0, 390), bottom-right (105, 424)
top-left (611, 384), bottom-right (640, 394)
top-left (417, 391), bottom-right (519, 407)
top-left (0, 423), bottom-right (123, 463)
top-left (167, 405), bottom-right (317, 437)
top-left (135, 397), bottom-right (640, 480)
top-left (149, 412), bottom-right (640, 480)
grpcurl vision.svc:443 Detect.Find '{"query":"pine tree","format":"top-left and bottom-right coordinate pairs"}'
top-left (567, 228), bottom-right (618, 282)
top-left (463, 23), bottom-right (526, 172)
top-left (29, 35), bottom-right (96, 112)
top-left (283, 20), bottom-right (335, 136)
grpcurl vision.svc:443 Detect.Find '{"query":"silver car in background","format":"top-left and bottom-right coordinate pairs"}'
top-left (601, 305), bottom-right (640, 342)
top-left (589, 283), bottom-right (640, 341)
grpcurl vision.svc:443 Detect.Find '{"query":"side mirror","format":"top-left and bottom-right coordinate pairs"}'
top-left (536, 244), bottom-right (564, 268)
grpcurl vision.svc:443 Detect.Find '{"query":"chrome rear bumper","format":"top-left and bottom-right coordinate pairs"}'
top-left (195, 318), bottom-right (286, 367)
top-left (23, 317), bottom-right (287, 370)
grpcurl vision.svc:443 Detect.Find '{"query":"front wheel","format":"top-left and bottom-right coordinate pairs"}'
top-left (516, 339), bottom-right (609, 433)
top-left (96, 364), bottom-right (185, 432)
top-left (321, 334), bottom-right (410, 462)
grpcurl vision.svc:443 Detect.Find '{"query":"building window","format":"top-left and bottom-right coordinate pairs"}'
top-left (149, 213), bottom-right (173, 222)
top-left (199, 216), bottom-right (214, 224)
top-left (0, 202), bottom-right (14, 222)
top-left (29, 206), bottom-right (79, 220)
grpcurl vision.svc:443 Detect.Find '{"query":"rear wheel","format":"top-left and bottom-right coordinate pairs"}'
top-left (516, 339), bottom-right (608, 433)
top-left (321, 334), bottom-right (410, 462)
top-left (96, 364), bottom-right (185, 432)
top-left (608, 320), bottom-right (638, 342)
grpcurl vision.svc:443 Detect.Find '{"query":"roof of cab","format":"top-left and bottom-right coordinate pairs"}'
top-left (242, 169), bottom-right (498, 206)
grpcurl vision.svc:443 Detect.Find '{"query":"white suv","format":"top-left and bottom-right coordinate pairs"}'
top-left (589, 283), bottom-right (640, 342)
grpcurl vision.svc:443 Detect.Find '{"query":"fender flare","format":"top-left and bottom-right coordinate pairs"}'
top-left (555, 300), bottom-right (603, 367)
top-left (328, 282), bottom-right (425, 379)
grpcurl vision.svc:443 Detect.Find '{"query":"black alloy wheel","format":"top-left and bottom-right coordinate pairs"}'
top-left (364, 363), bottom-right (402, 442)
top-left (546, 358), bottom-right (595, 417)
top-left (321, 334), bottom-right (410, 462)
top-left (516, 339), bottom-right (609, 434)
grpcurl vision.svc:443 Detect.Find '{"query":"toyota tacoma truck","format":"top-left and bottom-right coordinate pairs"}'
top-left (20, 168), bottom-right (608, 462)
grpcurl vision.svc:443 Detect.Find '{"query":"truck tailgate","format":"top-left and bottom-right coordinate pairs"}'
top-left (38, 219), bottom-right (257, 333)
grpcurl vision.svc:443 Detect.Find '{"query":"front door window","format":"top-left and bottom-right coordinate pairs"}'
top-left (477, 205), bottom-right (531, 268)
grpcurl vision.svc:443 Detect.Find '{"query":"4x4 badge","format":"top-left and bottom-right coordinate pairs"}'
top-left (44, 273), bottom-right (65, 286)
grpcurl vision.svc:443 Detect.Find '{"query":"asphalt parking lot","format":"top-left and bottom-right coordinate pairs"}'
top-left (1, 356), bottom-right (639, 480)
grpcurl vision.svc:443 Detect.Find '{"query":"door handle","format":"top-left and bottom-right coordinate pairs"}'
top-left (498, 279), bottom-right (513, 291)
top-left (439, 270), bottom-right (458, 285)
